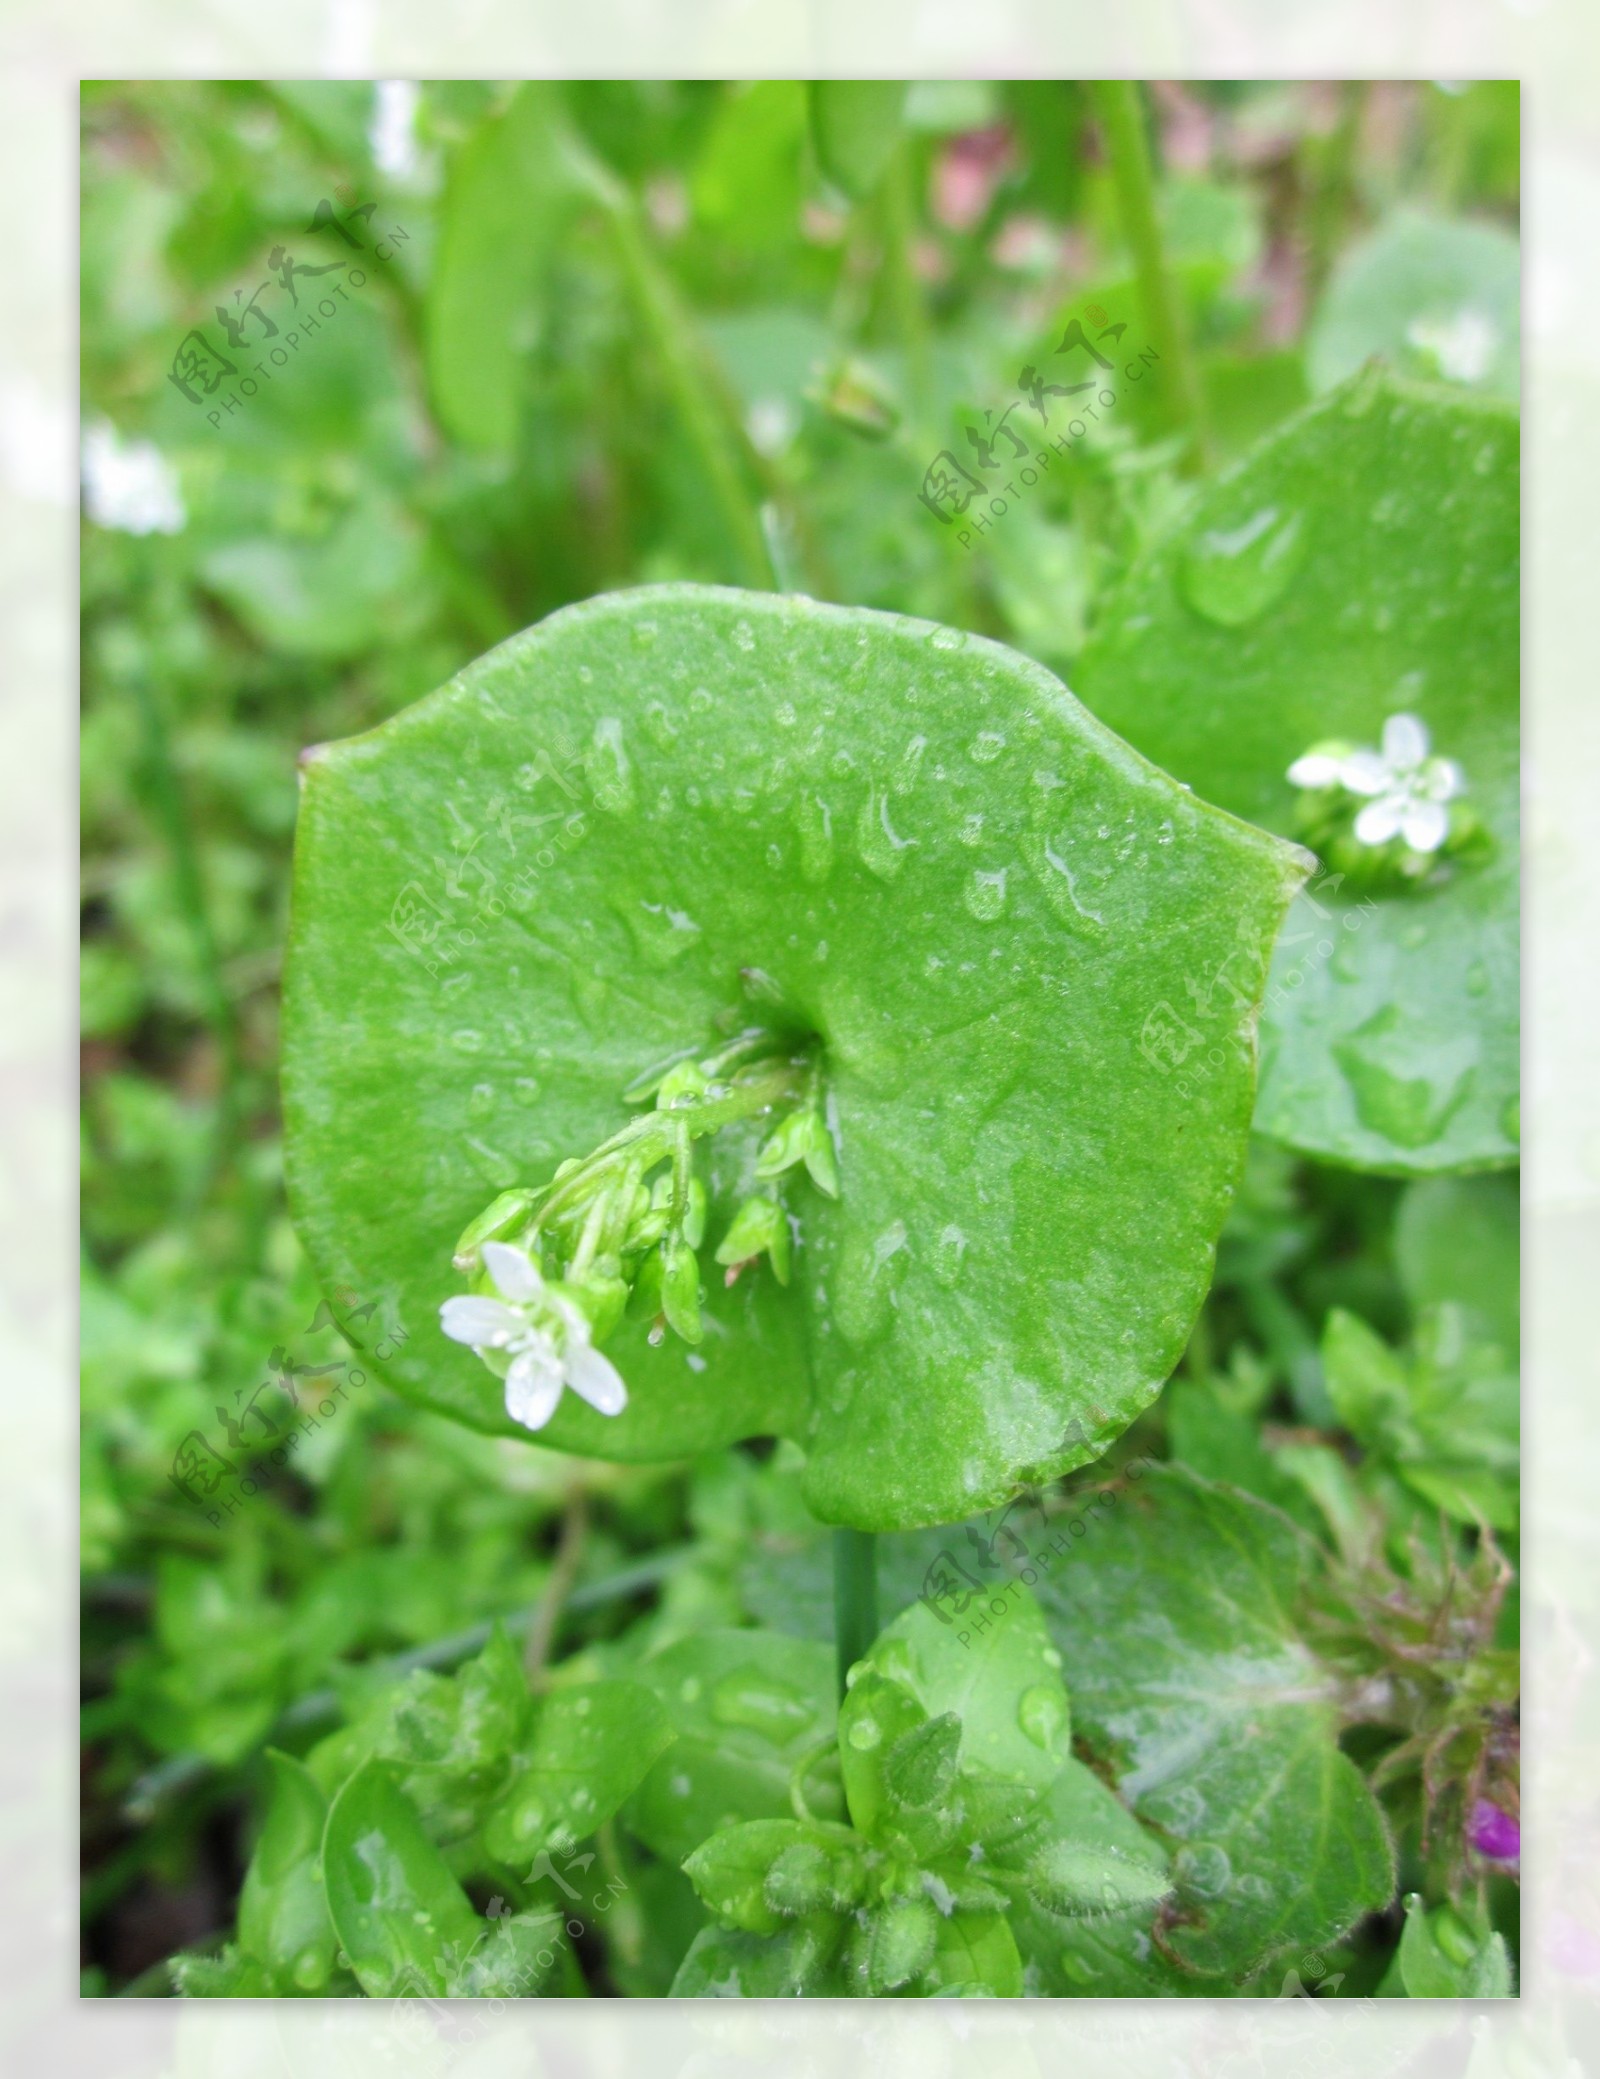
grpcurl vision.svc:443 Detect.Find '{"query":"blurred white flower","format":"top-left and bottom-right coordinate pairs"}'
top-left (440, 1240), bottom-right (626, 1432)
top-left (1288, 712), bottom-right (1465, 853)
top-left (1406, 308), bottom-right (1499, 385)
top-left (80, 421), bottom-right (185, 535)
top-left (370, 79), bottom-right (421, 181)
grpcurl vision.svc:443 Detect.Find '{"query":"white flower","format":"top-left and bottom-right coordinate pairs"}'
top-left (81, 421), bottom-right (185, 536)
top-left (1287, 712), bottom-right (1465, 854)
top-left (440, 1241), bottom-right (626, 1433)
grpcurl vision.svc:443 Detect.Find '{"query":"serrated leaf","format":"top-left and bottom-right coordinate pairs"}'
top-left (625, 1628), bottom-right (840, 1864)
top-left (484, 1677), bottom-right (675, 1864)
top-left (1075, 371), bottom-right (1517, 1174)
top-left (284, 586), bottom-right (1304, 1532)
top-left (1032, 1467), bottom-right (1395, 1980)
top-left (321, 1760), bottom-right (484, 1997)
top-left (236, 1749), bottom-right (337, 1993)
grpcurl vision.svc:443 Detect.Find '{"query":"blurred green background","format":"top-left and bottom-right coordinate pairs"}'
top-left (79, 78), bottom-right (1518, 1993)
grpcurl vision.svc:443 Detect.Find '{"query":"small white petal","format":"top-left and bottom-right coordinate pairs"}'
top-left (1382, 713), bottom-right (1429, 770)
top-left (1421, 757), bottom-right (1465, 802)
top-left (1339, 750), bottom-right (1390, 796)
top-left (505, 1346), bottom-right (565, 1430)
top-left (564, 1340), bottom-right (628, 1417)
top-left (1354, 796), bottom-right (1405, 846)
top-left (1288, 752), bottom-right (1344, 789)
top-left (441, 1294), bottom-right (527, 1348)
top-left (482, 1241), bottom-right (545, 1303)
top-left (1401, 799), bottom-right (1449, 852)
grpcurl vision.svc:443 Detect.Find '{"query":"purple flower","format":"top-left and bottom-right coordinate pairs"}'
top-left (1470, 1799), bottom-right (1520, 1864)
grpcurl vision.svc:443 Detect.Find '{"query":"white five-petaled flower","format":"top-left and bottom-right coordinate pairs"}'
top-left (439, 1241), bottom-right (627, 1434)
top-left (1287, 712), bottom-right (1465, 854)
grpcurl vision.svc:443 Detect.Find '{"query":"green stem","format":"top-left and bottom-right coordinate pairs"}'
top-left (1091, 80), bottom-right (1211, 471)
top-left (1303, 82), bottom-right (1367, 304)
top-left (599, 185), bottom-right (777, 590)
top-left (881, 140), bottom-right (933, 433)
top-left (529, 1054), bottom-right (810, 1241)
top-left (832, 1527), bottom-right (879, 1697)
top-left (131, 664), bottom-right (242, 1201)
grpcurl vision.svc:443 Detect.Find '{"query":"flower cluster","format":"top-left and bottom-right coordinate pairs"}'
top-left (439, 1030), bottom-right (837, 1436)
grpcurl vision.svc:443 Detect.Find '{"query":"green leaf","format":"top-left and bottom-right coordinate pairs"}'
top-left (321, 1760), bottom-right (485, 1997)
top-left (447, 1907), bottom-right (565, 1998)
top-left (625, 1628), bottom-right (840, 1864)
top-left (1075, 371), bottom-right (1518, 1174)
top-left (683, 1816), bottom-right (857, 1935)
top-left (1394, 1172), bottom-right (1519, 1355)
top-left (1309, 211), bottom-right (1520, 401)
top-left (923, 1910), bottom-right (1023, 1997)
top-left (839, 1583), bottom-right (1069, 1852)
top-left (808, 82), bottom-right (909, 201)
top-left (236, 1750), bottom-right (337, 1993)
top-left (425, 84), bottom-right (581, 450)
top-left (671, 1914), bottom-right (848, 1997)
top-left (484, 1678), bottom-right (676, 1863)
top-left (283, 585), bottom-right (1305, 1529)
top-left (1396, 1893), bottom-right (1514, 1997)
top-left (1033, 1467), bottom-right (1395, 1980)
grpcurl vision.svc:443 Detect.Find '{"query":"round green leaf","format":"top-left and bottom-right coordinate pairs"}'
top-left (1309, 211), bottom-right (1520, 402)
top-left (283, 585), bottom-right (1304, 1528)
top-left (1075, 371), bottom-right (1518, 1174)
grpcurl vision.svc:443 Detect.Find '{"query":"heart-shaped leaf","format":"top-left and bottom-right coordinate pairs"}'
top-left (1074, 370), bottom-right (1518, 1174)
top-left (283, 585), bottom-right (1306, 1527)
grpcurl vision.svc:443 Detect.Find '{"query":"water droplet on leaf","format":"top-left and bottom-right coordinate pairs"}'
top-left (1180, 505), bottom-right (1305, 627)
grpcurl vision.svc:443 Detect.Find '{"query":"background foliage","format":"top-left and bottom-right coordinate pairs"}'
top-left (80, 77), bottom-right (1518, 1998)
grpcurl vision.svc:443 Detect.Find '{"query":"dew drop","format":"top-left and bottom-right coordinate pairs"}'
top-left (932, 1223), bottom-right (968, 1289)
top-left (644, 701), bottom-right (677, 746)
top-left (964, 868), bottom-right (1008, 921)
top-left (1017, 1684), bottom-right (1067, 1752)
top-left (688, 684), bottom-right (713, 715)
top-left (959, 813), bottom-right (985, 848)
top-left (856, 785), bottom-right (915, 881)
top-left (929, 625), bottom-right (965, 651)
top-left (585, 717), bottom-right (634, 815)
top-left (1334, 1006), bottom-right (1476, 1150)
top-left (708, 1673), bottom-right (813, 1741)
top-left (625, 899), bottom-right (702, 971)
top-left (732, 619), bottom-right (756, 653)
top-left (796, 792), bottom-right (835, 883)
top-left (774, 700), bottom-right (797, 728)
top-left (451, 1028), bottom-right (484, 1054)
top-left (846, 1715), bottom-right (883, 1751)
top-left (632, 618), bottom-right (659, 646)
top-left (1175, 1843), bottom-right (1232, 1899)
top-left (969, 730), bottom-right (1007, 764)
top-left (1180, 505), bottom-right (1306, 627)
top-left (468, 1081), bottom-right (495, 1120)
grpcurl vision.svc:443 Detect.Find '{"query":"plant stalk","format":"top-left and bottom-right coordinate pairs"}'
top-left (1091, 80), bottom-right (1211, 471)
top-left (832, 1527), bottom-right (879, 1697)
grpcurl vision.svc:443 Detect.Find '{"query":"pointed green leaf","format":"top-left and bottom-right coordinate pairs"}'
top-left (483, 1677), bottom-right (676, 1863)
top-left (321, 1760), bottom-right (484, 1997)
top-left (808, 82), bottom-right (909, 201)
top-left (284, 586), bottom-right (1305, 1529)
top-left (236, 1750), bottom-right (337, 1994)
top-left (1075, 372), bottom-right (1518, 1174)
top-left (1396, 1893), bottom-right (1514, 1997)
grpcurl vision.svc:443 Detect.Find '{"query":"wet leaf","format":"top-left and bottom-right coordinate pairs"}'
top-left (1033, 1467), bottom-right (1394, 1980)
top-left (284, 586), bottom-right (1306, 1528)
top-left (1076, 370), bottom-right (1518, 1173)
top-left (321, 1760), bottom-right (484, 1996)
top-left (483, 1677), bottom-right (676, 1862)
top-left (236, 1750), bottom-right (337, 1993)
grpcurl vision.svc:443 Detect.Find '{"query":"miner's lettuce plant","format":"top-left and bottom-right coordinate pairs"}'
top-left (81, 78), bottom-right (1520, 2005)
